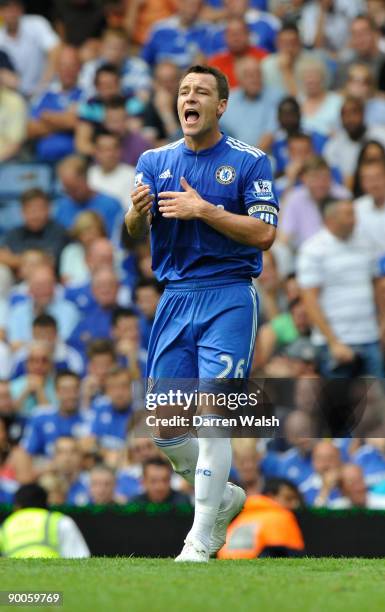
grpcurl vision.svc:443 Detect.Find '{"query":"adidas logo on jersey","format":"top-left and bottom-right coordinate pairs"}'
top-left (159, 169), bottom-right (173, 179)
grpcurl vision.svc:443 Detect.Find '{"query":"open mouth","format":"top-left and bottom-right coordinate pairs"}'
top-left (184, 109), bottom-right (200, 125)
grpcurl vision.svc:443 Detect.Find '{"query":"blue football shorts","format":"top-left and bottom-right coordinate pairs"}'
top-left (146, 277), bottom-right (258, 382)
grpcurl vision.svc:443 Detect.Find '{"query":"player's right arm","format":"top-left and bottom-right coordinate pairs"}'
top-left (125, 154), bottom-right (155, 239)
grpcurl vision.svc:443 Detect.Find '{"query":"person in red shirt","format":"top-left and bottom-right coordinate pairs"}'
top-left (208, 17), bottom-right (268, 88)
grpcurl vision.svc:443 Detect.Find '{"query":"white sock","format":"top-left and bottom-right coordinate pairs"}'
top-left (153, 433), bottom-right (233, 509)
top-left (153, 433), bottom-right (198, 486)
top-left (188, 417), bottom-right (232, 548)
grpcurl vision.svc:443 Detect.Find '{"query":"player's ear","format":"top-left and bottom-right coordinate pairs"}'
top-left (217, 98), bottom-right (227, 119)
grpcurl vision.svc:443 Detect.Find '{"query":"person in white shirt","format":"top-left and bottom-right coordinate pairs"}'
top-left (297, 197), bottom-right (384, 377)
top-left (329, 464), bottom-right (385, 510)
top-left (0, 0), bottom-right (60, 97)
top-left (354, 158), bottom-right (385, 260)
top-left (88, 131), bottom-right (135, 211)
top-left (324, 96), bottom-right (385, 188)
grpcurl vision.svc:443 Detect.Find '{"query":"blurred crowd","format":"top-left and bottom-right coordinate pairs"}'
top-left (1, 0), bottom-right (385, 516)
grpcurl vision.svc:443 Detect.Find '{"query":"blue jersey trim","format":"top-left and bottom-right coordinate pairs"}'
top-left (165, 276), bottom-right (252, 291)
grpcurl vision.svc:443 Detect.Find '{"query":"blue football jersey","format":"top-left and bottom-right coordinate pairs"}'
top-left (135, 134), bottom-right (279, 282)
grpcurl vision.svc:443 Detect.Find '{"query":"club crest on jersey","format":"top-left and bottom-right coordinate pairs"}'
top-left (215, 165), bottom-right (236, 185)
top-left (134, 172), bottom-right (144, 187)
top-left (253, 180), bottom-right (273, 200)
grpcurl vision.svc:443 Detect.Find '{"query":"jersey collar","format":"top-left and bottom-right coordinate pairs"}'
top-left (182, 133), bottom-right (227, 156)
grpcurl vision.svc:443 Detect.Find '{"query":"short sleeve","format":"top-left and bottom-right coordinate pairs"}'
top-left (34, 16), bottom-right (60, 52)
top-left (134, 151), bottom-right (156, 197)
top-left (242, 154), bottom-right (280, 227)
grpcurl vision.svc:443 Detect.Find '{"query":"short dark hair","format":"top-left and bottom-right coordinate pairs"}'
top-left (111, 307), bottom-right (138, 327)
top-left (21, 188), bottom-right (49, 207)
top-left (55, 370), bottom-right (81, 387)
top-left (262, 478), bottom-right (300, 497)
top-left (182, 65), bottom-right (229, 101)
top-left (278, 96), bottom-right (300, 114)
top-left (287, 131), bottom-right (312, 144)
top-left (104, 95), bottom-right (126, 111)
top-left (279, 22), bottom-right (299, 36)
top-left (105, 366), bottom-right (131, 381)
top-left (93, 129), bottom-right (121, 145)
top-left (86, 339), bottom-right (116, 361)
top-left (94, 63), bottom-right (120, 86)
top-left (33, 313), bottom-right (57, 330)
top-left (14, 484), bottom-right (48, 509)
top-left (133, 278), bottom-right (163, 300)
top-left (142, 457), bottom-right (172, 475)
top-left (342, 95), bottom-right (364, 113)
top-left (319, 196), bottom-right (350, 217)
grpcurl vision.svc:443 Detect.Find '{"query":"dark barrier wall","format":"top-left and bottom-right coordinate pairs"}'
top-left (2, 504), bottom-right (385, 558)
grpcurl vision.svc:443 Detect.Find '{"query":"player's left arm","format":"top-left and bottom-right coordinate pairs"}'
top-left (158, 155), bottom-right (279, 250)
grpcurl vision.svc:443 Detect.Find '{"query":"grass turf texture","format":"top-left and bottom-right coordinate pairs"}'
top-left (1, 558), bottom-right (385, 612)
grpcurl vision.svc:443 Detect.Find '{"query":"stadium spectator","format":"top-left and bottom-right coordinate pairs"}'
top-left (141, 0), bottom-right (214, 69)
top-left (87, 131), bottom-right (135, 211)
top-left (19, 370), bottom-right (89, 462)
top-left (274, 132), bottom-right (316, 197)
top-left (323, 97), bottom-right (385, 188)
top-left (89, 367), bottom-right (133, 454)
top-left (80, 339), bottom-right (117, 408)
top-left (132, 457), bottom-right (192, 505)
top-left (115, 436), bottom-right (159, 503)
top-left (261, 23), bottom-right (313, 97)
top-left (141, 60), bottom-right (181, 143)
top-left (218, 478), bottom-right (304, 559)
top-left (299, 0), bottom-right (352, 53)
top-left (6, 263), bottom-right (80, 348)
top-left (297, 197), bottom-right (384, 378)
top-left (11, 314), bottom-right (84, 379)
top-left (208, 0), bottom-right (281, 55)
top-left (55, 155), bottom-right (123, 240)
top-left (5, 250), bottom-right (54, 309)
top-left (88, 464), bottom-right (117, 504)
top-left (0, 189), bottom-right (68, 275)
top-left (354, 158), bottom-right (385, 259)
top-left (68, 267), bottom-right (122, 357)
top-left (103, 96), bottom-right (152, 166)
top-left (133, 279), bottom-right (163, 350)
top-left (111, 308), bottom-right (147, 378)
top-left (219, 56), bottom-right (280, 145)
top-left (27, 46), bottom-right (83, 163)
top-left (0, 483), bottom-right (90, 557)
top-left (208, 17), bottom-right (268, 88)
top-left (52, 436), bottom-right (89, 506)
top-left (329, 463), bottom-right (385, 509)
top-left (0, 77), bottom-right (26, 162)
top-left (75, 64), bottom-right (138, 157)
top-left (232, 439), bottom-right (261, 497)
top-left (336, 15), bottom-right (385, 91)
top-left (278, 157), bottom-right (350, 250)
top-left (352, 441), bottom-right (385, 490)
top-left (78, 27), bottom-right (151, 100)
top-left (272, 411), bottom-right (316, 487)
top-left (261, 96), bottom-right (327, 178)
top-left (123, 0), bottom-right (176, 46)
top-left (352, 140), bottom-right (385, 198)
top-left (10, 341), bottom-right (56, 416)
top-left (254, 296), bottom-right (310, 371)
top-left (0, 0), bottom-right (60, 97)
top-left (54, 0), bottom-right (106, 47)
top-left (59, 211), bottom-right (107, 286)
top-left (301, 440), bottom-right (343, 506)
top-left (0, 380), bottom-right (26, 448)
top-left (342, 62), bottom-right (385, 127)
top-left (296, 55), bottom-right (343, 136)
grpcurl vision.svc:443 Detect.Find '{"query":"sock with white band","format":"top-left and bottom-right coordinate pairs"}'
top-left (187, 415), bottom-right (233, 549)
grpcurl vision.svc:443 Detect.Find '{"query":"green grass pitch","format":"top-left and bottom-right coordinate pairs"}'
top-left (1, 558), bottom-right (385, 612)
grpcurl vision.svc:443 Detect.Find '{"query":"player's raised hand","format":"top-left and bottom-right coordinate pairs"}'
top-left (158, 177), bottom-right (205, 220)
top-left (130, 182), bottom-right (154, 216)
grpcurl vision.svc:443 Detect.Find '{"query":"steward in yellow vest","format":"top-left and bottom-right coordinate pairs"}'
top-left (0, 483), bottom-right (89, 559)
